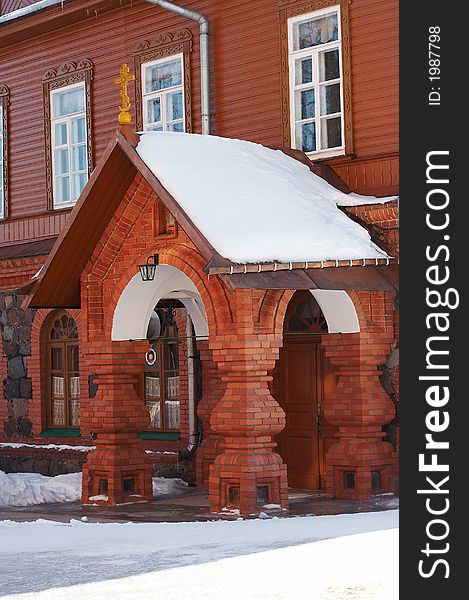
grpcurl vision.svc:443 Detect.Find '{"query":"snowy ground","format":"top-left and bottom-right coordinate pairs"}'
top-left (0, 510), bottom-right (398, 599)
top-left (0, 470), bottom-right (187, 507)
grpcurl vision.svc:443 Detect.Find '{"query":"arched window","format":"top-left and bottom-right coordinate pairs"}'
top-left (143, 307), bottom-right (180, 431)
top-left (284, 290), bottom-right (328, 334)
top-left (47, 312), bottom-right (80, 428)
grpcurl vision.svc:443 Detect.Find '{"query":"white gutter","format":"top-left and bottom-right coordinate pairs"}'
top-left (144, 0), bottom-right (210, 135)
top-left (0, 0), bottom-right (66, 25)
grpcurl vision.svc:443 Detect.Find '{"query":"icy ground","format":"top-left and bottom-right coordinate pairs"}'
top-left (0, 510), bottom-right (398, 599)
top-left (0, 471), bottom-right (187, 507)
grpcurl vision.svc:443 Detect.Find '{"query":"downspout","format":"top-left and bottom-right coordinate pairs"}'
top-left (144, 0), bottom-right (210, 135)
top-left (178, 316), bottom-right (201, 461)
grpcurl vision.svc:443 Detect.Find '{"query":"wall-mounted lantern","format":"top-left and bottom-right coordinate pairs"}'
top-left (139, 254), bottom-right (159, 281)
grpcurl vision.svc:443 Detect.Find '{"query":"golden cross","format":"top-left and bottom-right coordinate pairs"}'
top-left (114, 63), bottom-right (135, 124)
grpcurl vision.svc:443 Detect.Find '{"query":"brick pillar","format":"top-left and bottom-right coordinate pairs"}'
top-left (81, 347), bottom-right (153, 505)
top-left (321, 333), bottom-right (396, 499)
top-left (208, 335), bottom-right (288, 515)
top-left (196, 342), bottom-right (223, 490)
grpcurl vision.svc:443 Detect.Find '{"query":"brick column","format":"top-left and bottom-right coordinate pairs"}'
top-left (321, 333), bottom-right (396, 499)
top-left (195, 342), bottom-right (224, 490)
top-left (81, 345), bottom-right (153, 505)
top-left (208, 334), bottom-right (288, 515)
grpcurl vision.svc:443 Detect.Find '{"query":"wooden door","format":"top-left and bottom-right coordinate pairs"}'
top-left (277, 336), bottom-right (322, 489)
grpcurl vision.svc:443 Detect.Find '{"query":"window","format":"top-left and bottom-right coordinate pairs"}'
top-left (43, 59), bottom-right (93, 210)
top-left (143, 308), bottom-right (180, 430)
top-left (0, 85), bottom-right (9, 219)
top-left (288, 6), bottom-right (344, 157)
top-left (50, 83), bottom-right (88, 206)
top-left (279, 0), bottom-right (353, 159)
top-left (142, 55), bottom-right (185, 132)
top-left (134, 29), bottom-right (193, 132)
top-left (46, 313), bottom-right (80, 428)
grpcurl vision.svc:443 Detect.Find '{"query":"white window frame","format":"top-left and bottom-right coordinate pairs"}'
top-left (288, 5), bottom-right (345, 159)
top-left (141, 54), bottom-right (186, 132)
top-left (0, 105), bottom-right (4, 219)
top-left (50, 81), bottom-right (88, 209)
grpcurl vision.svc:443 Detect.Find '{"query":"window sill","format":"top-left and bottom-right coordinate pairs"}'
top-left (305, 148), bottom-right (346, 161)
top-left (40, 428), bottom-right (81, 438)
top-left (138, 431), bottom-right (180, 441)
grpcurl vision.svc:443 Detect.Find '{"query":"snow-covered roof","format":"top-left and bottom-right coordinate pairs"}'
top-left (136, 132), bottom-right (391, 264)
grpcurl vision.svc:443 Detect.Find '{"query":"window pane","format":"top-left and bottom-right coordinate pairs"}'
top-left (295, 88), bottom-right (315, 120)
top-left (321, 116), bottom-right (342, 149)
top-left (52, 86), bottom-right (85, 118)
top-left (146, 400), bottom-right (161, 429)
top-left (72, 145), bottom-right (87, 172)
top-left (51, 397), bottom-right (65, 426)
top-left (147, 97), bottom-right (161, 125)
top-left (165, 400), bottom-right (180, 429)
top-left (54, 148), bottom-right (69, 175)
top-left (295, 13), bottom-right (338, 50)
top-left (71, 117), bottom-right (86, 144)
top-left (67, 344), bottom-right (79, 373)
top-left (145, 374), bottom-right (161, 399)
top-left (51, 347), bottom-right (63, 371)
top-left (169, 121), bottom-right (184, 133)
top-left (69, 396), bottom-right (80, 427)
top-left (145, 59), bottom-right (182, 93)
top-left (295, 57), bottom-right (313, 85)
top-left (295, 121), bottom-right (316, 153)
top-left (54, 122), bottom-right (68, 146)
top-left (55, 176), bottom-right (70, 203)
top-left (320, 83), bottom-right (341, 115)
top-left (166, 91), bottom-right (183, 121)
top-left (148, 124), bottom-right (164, 132)
top-left (320, 49), bottom-right (340, 82)
top-left (72, 172), bottom-right (87, 199)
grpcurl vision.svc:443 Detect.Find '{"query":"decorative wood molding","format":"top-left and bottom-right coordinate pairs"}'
top-left (42, 60), bottom-right (94, 211)
top-left (0, 84), bottom-right (9, 219)
top-left (133, 28), bottom-right (193, 132)
top-left (278, 0), bottom-right (354, 154)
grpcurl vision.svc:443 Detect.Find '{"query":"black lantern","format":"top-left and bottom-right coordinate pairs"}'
top-left (139, 254), bottom-right (159, 281)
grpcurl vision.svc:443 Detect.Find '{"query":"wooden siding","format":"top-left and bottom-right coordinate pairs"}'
top-left (0, 0), bottom-right (398, 235)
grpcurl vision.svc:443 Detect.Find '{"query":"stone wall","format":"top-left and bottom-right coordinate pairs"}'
top-left (0, 291), bottom-right (35, 438)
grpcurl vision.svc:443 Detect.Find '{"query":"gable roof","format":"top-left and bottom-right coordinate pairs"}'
top-left (23, 129), bottom-right (397, 309)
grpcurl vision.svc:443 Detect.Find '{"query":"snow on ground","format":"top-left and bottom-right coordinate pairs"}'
top-left (0, 442), bottom-right (94, 452)
top-left (136, 132), bottom-right (390, 263)
top-left (0, 471), bottom-right (187, 507)
top-left (0, 510), bottom-right (398, 599)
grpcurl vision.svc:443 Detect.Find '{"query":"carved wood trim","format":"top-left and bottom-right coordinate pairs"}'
top-left (278, 0), bottom-right (354, 155)
top-left (133, 28), bottom-right (193, 132)
top-left (0, 84), bottom-right (9, 220)
top-left (42, 60), bottom-right (94, 211)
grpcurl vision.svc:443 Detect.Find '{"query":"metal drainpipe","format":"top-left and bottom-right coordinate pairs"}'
top-left (178, 314), bottom-right (200, 461)
top-left (145, 0), bottom-right (210, 135)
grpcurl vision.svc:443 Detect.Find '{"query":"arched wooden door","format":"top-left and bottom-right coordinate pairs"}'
top-left (276, 291), bottom-right (334, 490)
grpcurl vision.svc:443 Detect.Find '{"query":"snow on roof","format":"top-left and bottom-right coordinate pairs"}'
top-left (337, 192), bottom-right (398, 207)
top-left (136, 132), bottom-right (390, 264)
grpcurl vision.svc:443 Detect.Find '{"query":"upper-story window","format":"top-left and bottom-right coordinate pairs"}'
top-left (288, 6), bottom-right (345, 158)
top-left (43, 59), bottom-right (94, 210)
top-left (50, 83), bottom-right (88, 206)
top-left (0, 85), bottom-right (9, 220)
top-left (142, 55), bottom-right (185, 132)
top-left (134, 29), bottom-right (193, 133)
